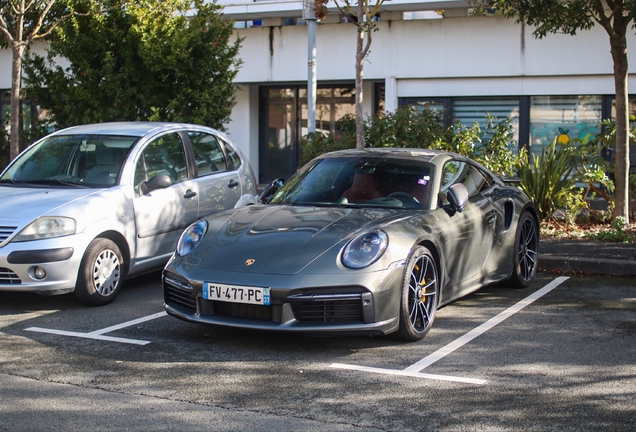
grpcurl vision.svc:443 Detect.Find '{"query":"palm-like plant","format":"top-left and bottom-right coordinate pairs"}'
top-left (517, 139), bottom-right (578, 220)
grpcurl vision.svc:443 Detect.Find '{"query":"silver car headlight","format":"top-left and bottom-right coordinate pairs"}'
top-left (177, 220), bottom-right (208, 256)
top-left (13, 217), bottom-right (76, 242)
top-left (342, 230), bottom-right (388, 269)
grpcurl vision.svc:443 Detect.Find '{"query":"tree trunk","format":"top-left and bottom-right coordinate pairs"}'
top-left (610, 33), bottom-right (630, 223)
top-left (10, 41), bottom-right (24, 162)
top-left (354, 0), bottom-right (365, 149)
top-left (9, 0), bottom-right (26, 162)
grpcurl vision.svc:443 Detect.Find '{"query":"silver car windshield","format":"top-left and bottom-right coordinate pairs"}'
top-left (269, 156), bottom-right (434, 210)
top-left (1, 134), bottom-right (139, 187)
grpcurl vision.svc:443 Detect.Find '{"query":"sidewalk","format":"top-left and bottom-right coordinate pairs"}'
top-left (539, 237), bottom-right (636, 277)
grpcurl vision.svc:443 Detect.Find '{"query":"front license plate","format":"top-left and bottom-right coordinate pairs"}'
top-left (203, 282), bottom-right (271, 306)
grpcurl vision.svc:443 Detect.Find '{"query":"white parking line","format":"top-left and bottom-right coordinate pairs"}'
top-left (331, 276), bottom-right (570, 384)
top-left (25, 311), bottom-right (167, 345)
top-left (330, 363), bottom-right (488, 385)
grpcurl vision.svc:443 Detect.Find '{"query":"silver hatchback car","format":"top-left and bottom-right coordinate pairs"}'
top-left (0, 122), bottom-right (257, 305)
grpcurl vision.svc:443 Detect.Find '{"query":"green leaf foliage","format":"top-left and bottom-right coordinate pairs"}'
top-left (364, 106), bottom-right (450, 149)
top-left (585, 216), bottom-right (635, 242)
top-left (0, 0), bottom-right (82, 49)
top-left (300, 105), bottom-right (521, 176)
top-left (516, 139), bottom-right (581, 221)
top-left (23, 0), bottom-right (242, 130)
top-left (474, 0), bottom-right (596, 38)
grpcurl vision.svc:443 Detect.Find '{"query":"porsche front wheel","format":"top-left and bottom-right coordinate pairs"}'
top-left (75, 238), bottom-right (124, 306)
top-left (395, 246), bottom-right (439, 342)
top-left (509, 212), bottom-right (539, 288)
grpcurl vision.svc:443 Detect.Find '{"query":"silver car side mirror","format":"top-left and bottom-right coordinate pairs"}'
top-left (140, 174), bottom-right (172, 195)
top-left (447, 183), bottom-right (468, 213)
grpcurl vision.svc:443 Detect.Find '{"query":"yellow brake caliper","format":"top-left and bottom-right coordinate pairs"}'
top-left (415, 263), bottom-right (426, 302)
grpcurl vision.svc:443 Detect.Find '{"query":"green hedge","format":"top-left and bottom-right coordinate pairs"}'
top-left (300, 105), bottom-right (521, 177)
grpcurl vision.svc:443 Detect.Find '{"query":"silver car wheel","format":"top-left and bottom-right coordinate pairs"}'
top-left (75, 238), bottom-right (124, 306)
top-left (93, 249), bottom-right (121, 296)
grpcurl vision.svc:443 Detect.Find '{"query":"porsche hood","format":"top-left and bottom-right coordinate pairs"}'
top-left (198, 205), bottom-right (403, 275)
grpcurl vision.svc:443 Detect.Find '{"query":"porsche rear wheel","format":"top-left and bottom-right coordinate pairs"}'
top-left (509, 212), bottom-right (539, 288)
top-left (395, 246), bottom-right (439, 342)
top-left (75, 238), bottom-right (124, 306)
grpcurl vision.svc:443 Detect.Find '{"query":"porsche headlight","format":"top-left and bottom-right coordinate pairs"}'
top-left (177, 220), bottom-right (208, 256)
top-left (342, 230), bottom-right (388, 269)
top-left (13, 217), bottom-right (76, 242)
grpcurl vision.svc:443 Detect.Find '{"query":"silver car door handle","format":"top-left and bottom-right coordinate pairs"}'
top-left (184, 190), bottom-right (197, 199)
top-left (228, 180), bottom-right (239, 188)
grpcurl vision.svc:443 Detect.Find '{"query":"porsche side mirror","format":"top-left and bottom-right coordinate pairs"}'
top-left (447, 183), bottom-right (468, 213)
top-left (259, 178), bottom-right (285, 203)
top-left (140, 174), bottom-right (172, 195)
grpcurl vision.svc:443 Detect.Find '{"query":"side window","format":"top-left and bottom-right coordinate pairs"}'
top-left (134, 133), bottom-right (187, 195)
top-left (439, 160), bottom-right (492, 206)
top-left (470, 165), bottom-right (493, 194)
top-left (218, 136), bottom-right (242, 170)
top-left (188, 132), bottom-right (227, 176)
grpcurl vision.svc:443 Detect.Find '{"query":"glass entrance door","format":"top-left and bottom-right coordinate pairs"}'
top-left (260, 88), bottom-right (296, 184)
top-left (259, 85), bottom-right (357, 184)
top-left (264, 102), bottom-right (295, 181)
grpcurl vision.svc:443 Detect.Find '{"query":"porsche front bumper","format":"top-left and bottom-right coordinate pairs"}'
top-left (162, 264), bottom-right (404, 336)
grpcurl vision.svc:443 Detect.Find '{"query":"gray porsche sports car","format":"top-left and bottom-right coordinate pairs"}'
top-left (163, 148), bottom-right (539, 341)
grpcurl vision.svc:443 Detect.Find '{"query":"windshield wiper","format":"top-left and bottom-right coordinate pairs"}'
top-left (20, 179), bottom-right (89, 188)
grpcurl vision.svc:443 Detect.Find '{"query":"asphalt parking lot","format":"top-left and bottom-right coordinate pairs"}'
top-left (1, 272), bottom-right (635, 431)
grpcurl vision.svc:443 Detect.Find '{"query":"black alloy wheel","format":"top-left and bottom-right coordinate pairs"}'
top-left (396, 246), bottom-right (439, 342)
top-left (510, 212), bottom-right (539, 288)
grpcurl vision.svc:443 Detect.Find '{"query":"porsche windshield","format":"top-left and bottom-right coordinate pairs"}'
top-left (1, 134), bottom-right (138, 187)
top-left (269, 156), bottom-right (434, 210)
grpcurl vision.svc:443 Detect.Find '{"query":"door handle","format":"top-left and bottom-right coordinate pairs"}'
top-left (184, 190), bottom-right (197, 199)
top-left (228, 180), bottom-right (239, 188)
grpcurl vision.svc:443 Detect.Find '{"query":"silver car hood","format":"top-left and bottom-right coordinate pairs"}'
top-left (0, 186), bottom-right (104, 224)
top-left (199, 205), bottom-right (403, 275)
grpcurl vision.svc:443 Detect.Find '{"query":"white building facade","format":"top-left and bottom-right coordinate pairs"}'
top-left (220, 0), bottom-right (636, 183)
top-left (2, 0), bottom-right (635, 182)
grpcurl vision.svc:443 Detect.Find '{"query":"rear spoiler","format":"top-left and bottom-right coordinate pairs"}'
top-left (500, 176), bottom-right (522, 184)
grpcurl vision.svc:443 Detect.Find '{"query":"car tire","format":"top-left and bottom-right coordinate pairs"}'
top-left (75, 238), bottom-right (124, 306)
top-left (395, 246), bottom-right (439, 342)
top-left (509, 211), bottom-right (539, 288)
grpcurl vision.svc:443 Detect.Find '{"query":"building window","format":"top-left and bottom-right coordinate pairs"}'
top-left (374, 82), bottom-right (385, 113)
top-left (453, 97), bottom-right (520, 150)
top-left (399, 95), bottom-right (609, 155)
top-left (0, 89), bottom-right (46, 161)
top-left (529, 95), bottom-right (602, 157)
top-left (299, 86), bottom-right (355, 136)
top-left (400, 96), bottom-right (520, 149)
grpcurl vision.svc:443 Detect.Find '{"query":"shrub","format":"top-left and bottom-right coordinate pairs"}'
top-left (300, 115), bottom-right (356, 165)
top-left (585, 216), bottom-right (635, 242)
top-left (300, 106), bottom-right (520, 177)
top-left (473, 114), bottom-right (521, 177)
top-left (565, 118), bottom-right (618, 220)
top-left (516, 139), bottom-right (584, 222)
top-left (365, 106), bottom-right (450, 149)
